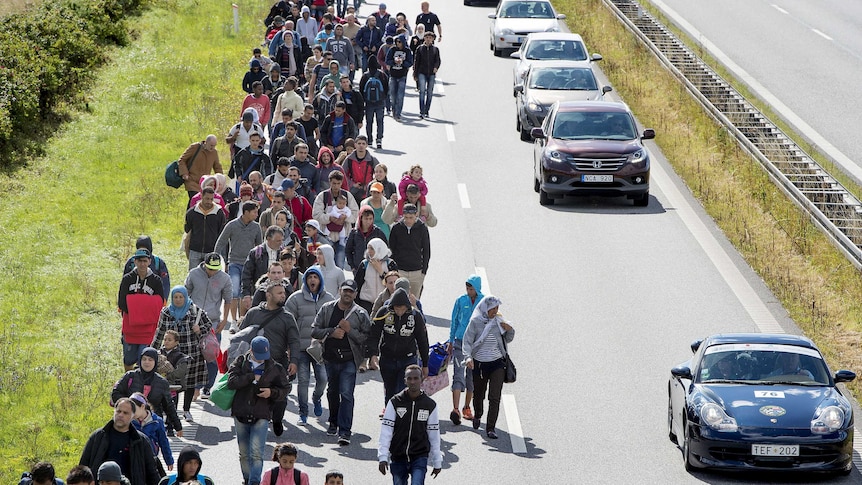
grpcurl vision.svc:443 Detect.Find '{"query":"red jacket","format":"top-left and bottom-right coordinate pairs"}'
top-left (285, 194), bottom-right (313, 239)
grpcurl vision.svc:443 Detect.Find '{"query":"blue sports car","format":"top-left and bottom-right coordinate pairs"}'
top-left (668, 333), bottom-right (856, 475)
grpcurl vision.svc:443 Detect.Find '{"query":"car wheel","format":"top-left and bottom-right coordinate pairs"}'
top-left (539, 188), bottom-right (554, 206)
top-left (490, 40), bottom-right (494, 52)
top-left (633, 191), bottom-right (649, 207)
top-left (667, 392), bottom-right (677, 444)
top-left (493, 46), bottom-right (502, 57)
top-left (520, 127), bottom-right (531, 142)
top-left (516, 113), bottom-right (522, 133)
top-left (682, 423), bottom-right (695, 472)
top-left (533, 177), bottom-right (540, 193)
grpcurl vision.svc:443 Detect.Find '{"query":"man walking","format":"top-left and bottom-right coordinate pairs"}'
top-left (447, 275), bottom-right (483, 425)
top-left (214, 201), bottom-right (262, 331)
top-left (388, 204), bottom-right (430, 297)
top-left (311, 280), bottom-right (371, 445)
top-left (118, 249), bottom-right (165, 371)
top-left (177, 135), bottom-right (222, 200)
top-left (413, 32), bottom-right (440, 119)
top-left (378, 364), bottom-right (442, 484)
top-left (184, 187), bottom-right (227, 269)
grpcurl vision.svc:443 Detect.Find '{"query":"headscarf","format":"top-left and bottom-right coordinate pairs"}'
top-left (470, 295), bottom-right (503, 325)
top-left (138, 346), bottom-right (159, 385)
top-left (214, 173), bottom-right (228, 194)
top-left (168, 286), bottom-right (192, 321)
top-left (365, 237), bottom-right (390, 261)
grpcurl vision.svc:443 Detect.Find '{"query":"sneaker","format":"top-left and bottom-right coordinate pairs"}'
top-left (338, 435), bottom-right (351, 445)
top-left (449, 409), bottom-right (461, 425)
top-left (418, 114), bottom-right (425, 120)
top-left (472, 417), bottom-right (480, 430)
top-left (298, 414), bottom-right (308, 426)
top-left (183, 411), bottom-right (194, 422)
top-left (326, 425), bottom-right (338, 436)
top-left (313, 400), bottom-right (323, 417)
top-left (376, 141), bottom-right (382, 149)
top-left (166, 429), bottom-right (175, 437)
top-left (461, 406), bottom-right (474, 420)
top-left (200, 389), bottom-right (211, 399)
top-left (487, 429), bottom-right (499, 440)
top-left (273, 420), bottom-right (284, 436)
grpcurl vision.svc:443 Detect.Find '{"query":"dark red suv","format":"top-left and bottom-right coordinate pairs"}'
top-left (532, 101), bottom-right (654, 206)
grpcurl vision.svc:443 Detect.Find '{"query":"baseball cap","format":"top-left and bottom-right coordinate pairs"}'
top-left (379, 3), bottom-right (386, 8)
top-left (204, 253), bottom-right (222, 270)
top-left (133, 248), bottom-right (151, 260)
top-left (251, 336), bottom-right (271, 360)
top-left (280, 178), bottom-right (295, 190)
top-left (340, 280), bottom-right (358, 292)
top-left (370, 182), bottom-right (384, 193)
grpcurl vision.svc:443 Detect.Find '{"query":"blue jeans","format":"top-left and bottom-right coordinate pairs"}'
top-left (228, 263), bottom-right (244, 299)
top-left (389, 76), bottom-right (407, 118)
top-left (417, 73), bottom-right (435, 116)
top-left (324, 360), bottom-right (357, 436)
top-left (379, 355), bottom-right (418, 404)
top-left (336, 0), bottom-right (348, 17)
top-left (332, 239), bottom-right (346, 269)
top-left (390, 456), bottom-right (429, 485)
top-left (365, 105), bottom-right (385, 142)
top-left (205, 332), bottom-right (222, 391)
top-left (121, 335), bottom-right (145, 366)
top-left (361, 51), bottom-right (373, 72)
top-left (297, 351), bottom-right (327, 416)
top-left (235, 418), bottom-right (269, 485)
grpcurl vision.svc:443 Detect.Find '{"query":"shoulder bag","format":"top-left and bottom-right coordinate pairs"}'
top-left (501, 328), bottom-right (516, 384)
top-left (165, 142), bottom-right (204, 188)
top-left (197, 308), bottom-right (220, 363)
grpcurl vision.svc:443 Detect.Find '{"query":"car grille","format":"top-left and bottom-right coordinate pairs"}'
top-left (570, 156), bottom-right (626, 171)
top-left (709, 445), bottom-right (842, 465)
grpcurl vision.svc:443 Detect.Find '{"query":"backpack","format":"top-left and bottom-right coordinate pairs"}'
top-left (269, 466), bottom-right (301, 485)
top-left (19, 474), bottom-right (63, 485)
top-left (363, 74), bottom-right (384, 104)
top-left (225, 310), bottom-right (282, 366)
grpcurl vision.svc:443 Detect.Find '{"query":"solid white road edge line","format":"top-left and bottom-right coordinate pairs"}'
top-left (446, 124), bottom-right (456, 142)
top-left (649, 0), bottom-right (862, 184)
top-left (811, 28), bottom-right (833, 41)
top-left (771, 4), bottom-right (788, 15)
top-left (435, 78), bottom-right (444, 94)
top-left (474, 266), bottom-right (491, 295)
top-left (457, 183), bottom-right (470, 208)
top-left (502, 394), bottom-right (528, 454)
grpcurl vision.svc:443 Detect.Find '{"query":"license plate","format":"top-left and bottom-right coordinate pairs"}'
top-left (517, 37), bottom-right (525, 43)
top-left (751, 444), bottom-right (799, 456)
top-left (582, 174), bottom-right (613, 182)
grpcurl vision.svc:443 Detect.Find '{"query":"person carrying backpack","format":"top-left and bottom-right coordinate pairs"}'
top-left (260, 443), bottom-right (310, 485)
top-left (359, 55), bottom-right (389, 149)
top-left (157, 446), bottom-right (214, 485)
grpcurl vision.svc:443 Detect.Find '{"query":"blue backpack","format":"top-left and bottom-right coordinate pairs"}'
top-left (363, 74), bottom-right (384, 104)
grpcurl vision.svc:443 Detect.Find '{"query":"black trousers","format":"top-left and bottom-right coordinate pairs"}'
top-left (472, 358), bottom-right (506, 431)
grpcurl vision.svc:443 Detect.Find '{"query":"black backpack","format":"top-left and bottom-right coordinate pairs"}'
top-left (363, 74), bottom-right (384, 104)
top-left (269, 466), bottom-right (301, 485)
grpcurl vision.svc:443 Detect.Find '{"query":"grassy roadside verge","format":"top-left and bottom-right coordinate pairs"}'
top-left (555, 0), bottom-right (862, 394)
top-left (0, 0), bottom-right (265, 479)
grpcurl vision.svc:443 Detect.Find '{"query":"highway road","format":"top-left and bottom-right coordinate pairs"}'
top-left (162, 1), bottom-right (862, 483)
top-left (646, 0), bottom-right (862, 184)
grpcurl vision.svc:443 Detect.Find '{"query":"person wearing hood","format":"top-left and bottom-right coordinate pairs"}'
top-left (285, 266), bottom-right (335, 425)
top-left (314, 146), bottom-right (346, 194)
top-left (184, 188), bottom-right (227, 270)
top-left (369, 287), bottom-right (429, 405)
top-left (158, 446), bottom-right (214, 485)
top-left (228, 334), bottom-right (291, 484)
top-left (275, 30), bottom-right (303, 81)
top-left (118, 249), bottom-right (165, 371)
top-left (176, 135), bottom-right (222, 199)
top-left (238, 283), bottom-right (300, 436)
top-left (345, 206), bottom-right (388, 272)
top-left (447, 275), bottom-right (484, 425)
top-left (80, 399), bottom-right (160, 485)
top-left (385, 35), bottom-right (413, 122)
top-left (359, 56), bottom-right (389, 147)
top-left (261, 60), bottom-right (284, 97)
top-left (188, 175), bottom-right (227, 215)
top-left (242, 59), bottom-right (268, 93)
top-left (129, 393), bottom-right (173, 477)
top-left (111, 347), bottom-right (183, 438)
top-left (152, 286), bottom-right (213, 423)
top-left (313, 77), bottom-right (340, 121)
top-left (462, 295), bottom-right (515, 440)
top-left (296, 6), bottom-right (319, 50)
top-left (311, 244), bottom-right (346, 294)
top-left (356, 15), bottom-right (384, 71)
top-left (123, 236), bottom-right (171, 301)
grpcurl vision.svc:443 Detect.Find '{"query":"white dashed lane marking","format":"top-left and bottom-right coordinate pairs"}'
top-left (474, 267), bottom-right (491, 295)
top-left (771, 4), bottom-right (788, 15)
top-left (812, 28), bottom-right (833, 41)
top-left (457, 183), bottom-right (470, 208)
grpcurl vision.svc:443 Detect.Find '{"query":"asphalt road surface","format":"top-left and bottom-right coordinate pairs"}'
top-left (161, 1), bottom-right (862, 483)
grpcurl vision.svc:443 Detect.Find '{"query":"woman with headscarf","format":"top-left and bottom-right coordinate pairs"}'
top-left (152, 286), bottom-right (213, 423)
top-left (214, 173), bottom-right (237, 206)
top-left (344, 205), bottom-right (388, 271)
top-left (188, 175), bottom-right (227, 213)
top-left (462, 295), bottom-right (515, 440)
top-left (110, 346), bottom-right (183, 438)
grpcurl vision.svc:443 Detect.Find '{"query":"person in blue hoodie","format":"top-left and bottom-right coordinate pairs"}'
top-left (284, 266), bottom-right (335, 425)
top-left (242, 59), bottom-right (267, 93)
top-left (447, 274), bottom-right (483, 425)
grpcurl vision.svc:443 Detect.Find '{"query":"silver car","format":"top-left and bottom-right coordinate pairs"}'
top-left (511, 33), bottom-right (602, 87)
top-left (515, 63), bottom-right (611, 141)
top-left (488, 0), bottom-right (566, 57)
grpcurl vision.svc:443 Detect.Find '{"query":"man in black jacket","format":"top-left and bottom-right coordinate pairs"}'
top-left (378, 365), bottom-right (442, 483)
top-left (413, 32), bottom-right (441, 119)
top-left (184, 188), bottom-right (227, 270)
top-left (239, 283), bottom-right (300, 436)
top-left (79, 398), bottom-right (160, 485)
top-left (388, 204), bottom-right (430, 297)
top-left (241, 226), bottom-right (286, 310)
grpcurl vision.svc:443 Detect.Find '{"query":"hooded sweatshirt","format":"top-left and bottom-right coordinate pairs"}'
top-left (355, 237), bottom-right (397, 302)
top-left (462, 295), bottom-right (515, 364)
top-left (111, 348), bottom-right (182, 432)
top-left (285, 266), bottom-right (336, 349)
top-left (122, 236), bottom-right (171, 300)
top-left (242, 59), bottom-right (267, 93)
top-left (310, 244), bottom-right (345, 297)
top-left (449, 274), bottom-right (484, 342)
top-left (385, 36), bottom-right (413, 79)
top-left (369, 288), bottom-right (429, 365)
top-left (345, 205), bottom-right (388, 270)
top-left (158, 446), bottom-right (214, 485)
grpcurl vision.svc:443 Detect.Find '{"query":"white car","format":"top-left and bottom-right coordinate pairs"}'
top-left (511, 33), bottom-right (602, 87)
top-left (488, 0), bottom-right (566, 57)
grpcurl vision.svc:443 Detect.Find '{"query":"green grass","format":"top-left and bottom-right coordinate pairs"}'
top-left (554, 0), bottom-right (862, 389)
top-left (0, 0), bottom-right (266, 479)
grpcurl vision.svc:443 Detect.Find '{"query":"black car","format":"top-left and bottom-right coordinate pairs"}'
top-left (532, 101), bottom-right (653, 206)
top-left (668, 333), bottom-right (856, 475)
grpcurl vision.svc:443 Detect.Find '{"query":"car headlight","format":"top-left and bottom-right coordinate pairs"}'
top-left (811, 406), bottom-right (845, 434)
top-left (544, 150), bottom-right (563, 162)
top-left (501, 28), bottom-right (515, 36)
top-left (527, 99), bottom-right (544, 113)
top-left (700, 403), bottom-right (738, 432)
top-left (627, 149), bottom-right (648, 167)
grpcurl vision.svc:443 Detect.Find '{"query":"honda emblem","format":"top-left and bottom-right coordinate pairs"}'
top-left (592, 160), bottom-right (603, 169)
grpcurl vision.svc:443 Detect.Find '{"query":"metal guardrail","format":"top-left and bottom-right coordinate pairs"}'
top-left (602, 0), bottom-right (862, 269)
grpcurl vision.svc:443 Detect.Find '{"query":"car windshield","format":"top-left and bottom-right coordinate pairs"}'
top-left (697, 344), bottom-right (831, 386)
top-left (552, 112), bottom-right (635, 140)
top-left (529, 67), bottom-right (597, 91)
top-left (499, 1), bottom-right (555, 19)
top-left (525, 40), bottom-right (587, 61)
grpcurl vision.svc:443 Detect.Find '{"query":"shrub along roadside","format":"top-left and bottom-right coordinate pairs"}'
top-left (555, 0), bottom-right (862, 390)
top-left (0, 0), bottom-right (266, 480)
top-left (0, 0), bottom-right (145, 169)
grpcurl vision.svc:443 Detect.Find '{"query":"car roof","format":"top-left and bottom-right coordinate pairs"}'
top-left (554, 100), bottom-right (629, 113)
top-left (524, 32), bottom-right (585, 42)
top-left (704, 333), bottom-right (817, 349)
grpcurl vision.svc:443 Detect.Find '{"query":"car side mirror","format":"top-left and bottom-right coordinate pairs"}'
top-left (834, 370), bottom-right (856, 383)
top-left (488, 14), bottom-right (497, 19)
top-left (510, 51), bottom-right (521, 59)
top-left (556, 14), bottom-right (567, 20)
top-left (530, 127), bottom-right (545, 140)
top-left (690, 339), bottom-right (702, 353)
top-left (591, 53), bottom-right (603, 62)
top-left (514, 85), bottom-right (524, 94)
top-left (642, 128), bottom-right (656, 140)
top-left (671, 366), bottom-right (692, 380)
top-left (601, 86), bottom-right (613, 95)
